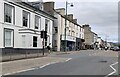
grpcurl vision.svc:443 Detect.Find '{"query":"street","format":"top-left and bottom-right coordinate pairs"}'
top-left (0, 0), bottom-right (119, 77)
top-left (5, 50), bottom-right (118, 76)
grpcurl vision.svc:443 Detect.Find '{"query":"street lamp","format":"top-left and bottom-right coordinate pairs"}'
top-left (64, 1), bottom-right (73, 52)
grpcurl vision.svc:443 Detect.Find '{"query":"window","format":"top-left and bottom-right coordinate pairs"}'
top-left (54, 27), bottom-right (58, 33)
top-left (69, 30), bottom-right (70, 35)
top-left (35, 15), bottom-right (41, 29)
top-left (79, 34), bottom-right (81, 38)
top-left (4, 29), bottom-right (13, 47)
top-left (33, 36), bottom-right (37, 47)
top-left (45, 19), bottom-right (48, 32)
top-left (4, 3), bottom-right (15, 24)
top-left (23, 11), bottom-right (30, 27)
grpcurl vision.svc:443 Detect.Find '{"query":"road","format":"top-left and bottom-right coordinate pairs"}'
top-left (5, 50), bottom-right (119, 76)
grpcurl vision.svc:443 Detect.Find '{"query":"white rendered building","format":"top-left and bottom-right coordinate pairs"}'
top-left (0, 0), bottom-right (55, 53)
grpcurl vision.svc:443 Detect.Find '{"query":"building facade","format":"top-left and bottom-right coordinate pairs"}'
top-left (83, 24), bottom-right (98, 49)
top-left (0, 0), bottom-right (55, 53)
top-left (97, 37), bottom-right (105, 50)
top-left (54, 9), bottom-right (84, 51)
top-left (43, 2), bottom-right (85, 51)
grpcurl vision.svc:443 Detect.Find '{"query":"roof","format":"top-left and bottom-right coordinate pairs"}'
top-left (92, 32), bottom-right (97, 35)
top-left (53, 9), bottom-right (81, 27)
top-left (6, 0), bottom-right (56, 19)
top-left (20, 2), bottom-right (57, 19)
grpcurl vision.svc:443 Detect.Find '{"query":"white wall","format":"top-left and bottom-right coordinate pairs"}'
top-left (0, 0), bottom-right (53, 48)
top-left (0, 0), bottom-right (4, 48)
top-left (15, 6), bottom-right (22, 27)
top-left (0, 0), bottom-right (4, 23)
top-left (53, 13), bottom-right (62, 51)
top-left (81, 28), bottom-right (84, 39)
top-left (0, 24), bottom-right (3, 48)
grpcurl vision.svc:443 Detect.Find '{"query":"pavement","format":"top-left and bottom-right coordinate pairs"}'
top-left (0, 50), bottom-right (81, 76)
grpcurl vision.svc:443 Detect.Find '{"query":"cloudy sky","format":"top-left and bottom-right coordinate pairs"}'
top-left (28, 0), bottom-right (119, 42)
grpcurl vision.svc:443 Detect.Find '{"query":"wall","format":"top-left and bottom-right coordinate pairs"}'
top-left (83, 25), bottom-right (94, 45)
top-left (0, 0), bottom-right (4, 48)
top-left (0, 0), bottom-right (53, 49)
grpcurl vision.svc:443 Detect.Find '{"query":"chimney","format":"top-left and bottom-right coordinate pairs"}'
top-left (67, 14), bottom-right (73, 21)
top-left (82, 24), bottom-right (90, 28)
top-left (73, 19), bottom-right (77, 23)
top-left (28, 0), bottom-right (43, 10)
top-left (43, 2), bottom-right (55, 15)
top-left (55, 8), bottom-right (65, 16)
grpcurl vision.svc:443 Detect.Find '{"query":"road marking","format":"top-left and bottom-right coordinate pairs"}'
top-left (39, 63), bottom-right (51, 69)
top-left (3, 67), bottom-right (37, 76)
top-left (105, 62), bottom-right (118, 77)
top-left (3, 62), bottom-right (57, 76)
top-left (3, 58), bottom-right (72, 76)
top-left (65, 58), bottom-right (72, 62)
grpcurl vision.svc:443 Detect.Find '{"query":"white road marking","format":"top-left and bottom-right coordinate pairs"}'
top-left (65, 58), bottom-right (72, 62)
top-left (39, 63), bottom-right (51, 69)
top-left (105, 62), bottom-right (118, 77)
top-left (3, 67), bottom-right (37, 76)
top-left (3, 58), bottom-right (72, 76)
top-left (3, 62), bottom-right (56, 76)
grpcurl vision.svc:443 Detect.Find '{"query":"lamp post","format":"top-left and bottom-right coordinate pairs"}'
top-left (64, 1), bottom-right (73, 52)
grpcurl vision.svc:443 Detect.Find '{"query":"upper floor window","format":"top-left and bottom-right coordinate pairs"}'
top-left (45, 19), bottom-right (49, 32)
top-left (23, 11), bottom-right (30, 27)
top-left (54, 27), bottom-right (58, 33)
top-left (35, 15), bottom-right (41, 29)
top-left (69, 30), bottom-right (70, 35)
top-left (4, 3), bottom-right (15, 24)
top-left (79, 34), bottom-right (81, 38)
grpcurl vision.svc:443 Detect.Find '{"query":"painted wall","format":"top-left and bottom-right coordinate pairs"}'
top-left (0, 0), bottom-right (53, 48)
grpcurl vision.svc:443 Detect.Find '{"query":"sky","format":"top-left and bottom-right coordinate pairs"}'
top-left (28, 0), bottom-right (119, 43)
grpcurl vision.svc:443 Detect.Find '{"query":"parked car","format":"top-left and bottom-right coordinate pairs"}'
top-left (105, 47), bottom-right (108, 50)
top-left (112, 46), bottom-right (120, 51)
top-left (110, 47), bottom-right (114, 50)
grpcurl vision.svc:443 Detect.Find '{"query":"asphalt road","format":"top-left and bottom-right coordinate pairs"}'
top-left (13, 50), bottom-right (118, 76)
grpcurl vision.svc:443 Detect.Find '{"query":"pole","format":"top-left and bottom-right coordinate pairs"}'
top-left (64, 1), bottom-right (67, 52)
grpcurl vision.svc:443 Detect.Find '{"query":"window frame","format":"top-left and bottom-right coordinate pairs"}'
top-left (4, 28), bottom-right (14, 48)
top-left (4, 3), bottom-right (15, 24)
top-left (22, 10), bottom-right (30, 27)
top-left (35, 15), bottom-right (41, 30)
